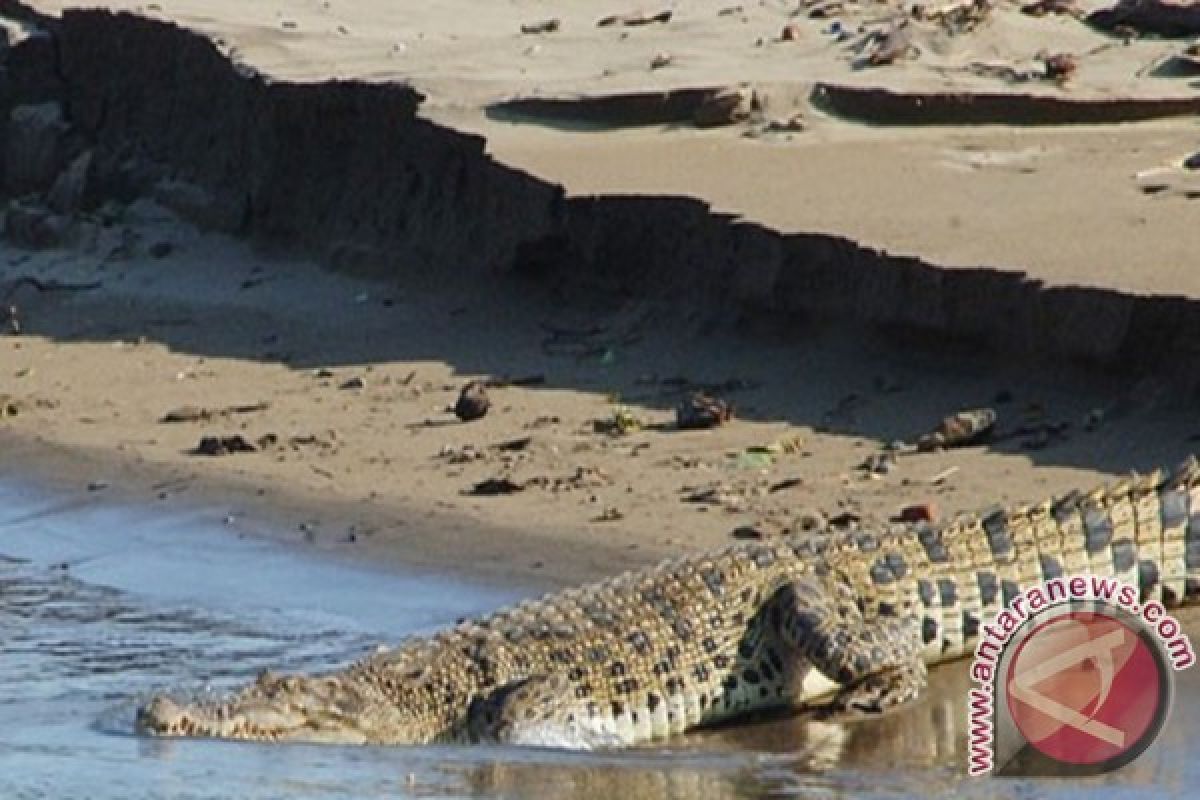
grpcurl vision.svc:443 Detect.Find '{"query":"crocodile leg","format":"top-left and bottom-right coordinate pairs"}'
top-left (467, 674), bottom-right (561, 746)
top-left (816, 660), bottom-right (929, 716)
top-left (774, 578), bottom-right (928, 715)
top-left (466, 673), bottom-right (632, 749)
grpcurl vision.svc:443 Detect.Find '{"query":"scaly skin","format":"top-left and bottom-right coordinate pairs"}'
top-left (136, 457), bottom-right (1200, 748)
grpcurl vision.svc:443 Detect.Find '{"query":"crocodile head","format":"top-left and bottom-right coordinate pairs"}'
top-left (135, 669), bottom-right (438, 745)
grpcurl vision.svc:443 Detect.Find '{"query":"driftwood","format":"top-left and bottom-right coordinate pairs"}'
top-left (597, 9), bottom-right (672, 27)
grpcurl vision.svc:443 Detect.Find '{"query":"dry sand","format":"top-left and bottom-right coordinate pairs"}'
top-left (30, 0), bottom-right (1200, 294)
top-left (28, 0), bottom-right (1200, 99)
top-left (5, 0), bottom-right (1200, 589)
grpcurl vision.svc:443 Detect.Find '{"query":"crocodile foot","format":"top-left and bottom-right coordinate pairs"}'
top-left (813, 662), bottom-right (929, 718)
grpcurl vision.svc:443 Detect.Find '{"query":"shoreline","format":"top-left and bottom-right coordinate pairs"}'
top-left (0, 430), bottom-right (608, 591)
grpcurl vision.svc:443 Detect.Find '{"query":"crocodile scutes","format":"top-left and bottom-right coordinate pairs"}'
top-left (136, 456), bottom-right (1200, 747)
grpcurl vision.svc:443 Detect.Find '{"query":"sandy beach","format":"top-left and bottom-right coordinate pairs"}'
top-left (3, 199), bottom-right (1198, 589)
top-left (1, 0), bottom-right (1200, 590)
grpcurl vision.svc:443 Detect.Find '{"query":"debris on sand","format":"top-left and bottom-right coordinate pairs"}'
top-left (191, 434), bottom-right (259, 456)
top-left (593, 406), bottom-right (643, 436)
top-left (732, 436), bottom-right (806, 469)
top-left (732, 449), bottom-right (773, 469)
top-left (682, 484), bottom-right (744, 510)
top-left (761, 112), bottom-right (806, 133)
top-left (676, 392), bottom-right (733, 430)
top-left (912, 0), bottom-right (993, 33)
top-left (859, 451), bottom-right (897, 476)
top-left (597, 9), bottom-right (673, 27)
top-left (467, 477), bottom-right (525, 495)
top-left (592, 507), bottom-right (625, 522)
top-left (437, 443), bottom-right (486, 464)
top-left (860, 22), bottom-right (917, 67)
top-left (160, 402), bottom-right (269, 423)
top-left (521, 18), bottom-right (561, 34)
top-left (491, 435), bottom-right (534, 452)
top-left (747, 434), bottom-right (806, 457)
top-left (526, 466), bottom-right (613, 492)
top-left (0, 394), bottom-right (24, 418)
top-left (916, 408), bottom-right (997, 451)
top-left (731, 524), bottom-right (767, 540)
top-left (680, 476), bottom-right (791, 511)
top-left (827, 510), bottom-right (862, 528)
top-left (808, 0), bottom-right (845, 19)
top-left (454, 380), bottom-right (491, 422)
top-left (1040, 52), bottom-right (1079, 84)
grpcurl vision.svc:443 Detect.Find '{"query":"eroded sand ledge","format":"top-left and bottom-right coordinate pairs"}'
top-left (0, 2), bottom-right (1197, 387)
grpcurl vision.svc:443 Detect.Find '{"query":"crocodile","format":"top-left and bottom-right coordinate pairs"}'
top-left (136, 457), bottom-right (1200, 748)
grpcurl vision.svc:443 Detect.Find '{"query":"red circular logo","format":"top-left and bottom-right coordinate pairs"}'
top-left (1005, 610), bottom-right (1166, 767)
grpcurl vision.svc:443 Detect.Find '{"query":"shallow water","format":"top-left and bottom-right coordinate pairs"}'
top-left (1, 482), bottom-right (1196, 799)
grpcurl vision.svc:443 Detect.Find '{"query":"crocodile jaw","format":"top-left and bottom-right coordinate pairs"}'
top-left (137, 693), bottom-right (373, 744)
top-left (135, 671), bottom-right (401, 744)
